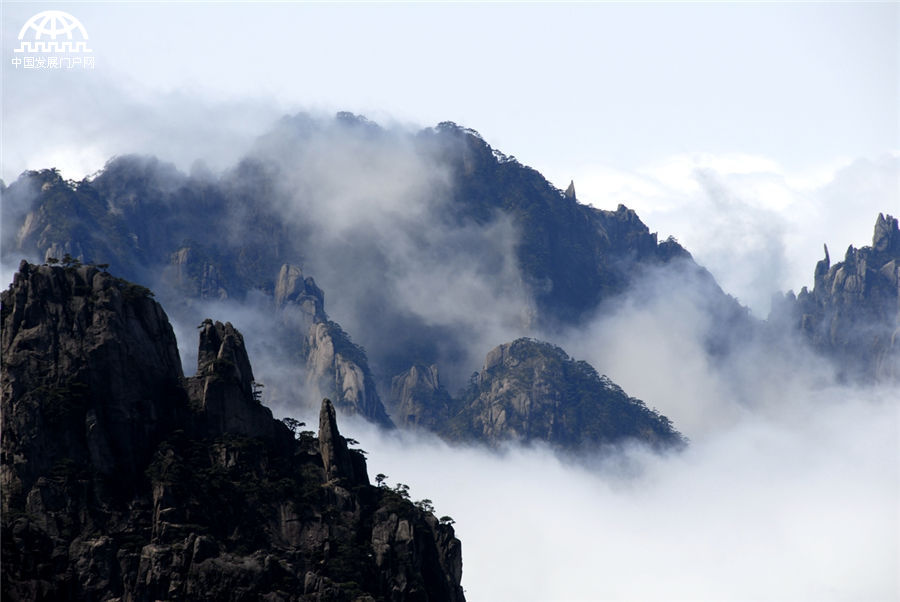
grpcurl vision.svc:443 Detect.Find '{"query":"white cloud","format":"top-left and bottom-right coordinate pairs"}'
top-left (330, 258), bottom-right (898, 600)
top-left (342, 384), bottom-right (898, 601)
top-left (1, 70), bottom-right (286, 182)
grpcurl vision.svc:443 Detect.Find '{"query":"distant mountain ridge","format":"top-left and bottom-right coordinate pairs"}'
top-left (3, 112), bottom-right (893, 450)
top-left (771, 213), bottom-right (900, 381)
top-left (3, 113), bottom-right (728, 438)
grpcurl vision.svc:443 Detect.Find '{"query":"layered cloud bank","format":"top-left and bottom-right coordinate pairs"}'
top-left (344, 382), bottom-right (897, 601)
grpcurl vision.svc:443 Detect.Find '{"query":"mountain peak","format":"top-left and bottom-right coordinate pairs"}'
top-left (442, 338), bottom-right (684, 450)
top-left (318, 397), bottom-right (368, 484)
top-left (772, 213), bottom-right (900, 382)
top-left (873, 212), bottom-right (899, 254)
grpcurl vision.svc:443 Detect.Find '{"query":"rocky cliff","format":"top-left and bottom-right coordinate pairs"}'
top-left (1, 261), bottom-right (464, 601)
top-left (389, 364), bottom-right (453, 430)
top-left (440, 338), bottom-right (684, 451)
top-left (771, 213), bottom-right (900, 381)
top-left (274, 264), bottom-right (393, 427)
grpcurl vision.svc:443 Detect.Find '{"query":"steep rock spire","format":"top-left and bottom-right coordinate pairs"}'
top-left (187, 319), bottom-right (277, 439)
top-left (318, 398), bottom-right (368, 485)
top-left (274, 263), bottom-right (325, 321)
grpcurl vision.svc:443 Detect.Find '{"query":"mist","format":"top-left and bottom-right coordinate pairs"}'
top-left (1, 70), bottom-right (286, 182)
top-left (333, 264), bottom-right (899, 600)
top-left (3, 3), bottom-right (896, 598)
top-left (159, 244), bottom-right (898, 599)
top-left (341, 383), bottom-right (897, 601)
top-left (237, 116), bottom-right (537, 391)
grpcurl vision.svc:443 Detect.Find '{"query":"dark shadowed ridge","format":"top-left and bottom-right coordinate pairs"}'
top-left (1, 260), bottom-right (464, 601)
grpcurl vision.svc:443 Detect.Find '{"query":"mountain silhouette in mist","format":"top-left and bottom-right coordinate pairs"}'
top-left (770, 212), bottom-right (900, 381)
top-left (2, 112), bottom-right (895, 446)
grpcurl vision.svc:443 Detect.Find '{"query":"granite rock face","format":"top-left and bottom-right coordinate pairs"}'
top-left (167, 246), bottom-right (229, 300)
top-left (5, 167), bottom-right (392, 426)
top-left (440, 338), bottom-right (684, 451)
top-left (185, 319), bottom-right (280, 439)
top-left (303, 321), bottom-right (393, 428)
top-left (1, 260), bottom-right (185, 510)
top-left (390, 364), bottom-right (453, 430)
top-left (771, 213), bottom-right (900, 381)
top-left (274, 264), bottom-right (325, 323)
top-left (318, 398), bottom-right (368, 484)
top-left (273, 263), bottom-right (393, 428)
top-left (1, 261), bottom-right (464, 601)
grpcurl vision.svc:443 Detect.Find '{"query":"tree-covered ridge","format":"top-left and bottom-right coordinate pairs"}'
top-left (7, 158), bottom-right (295, 301)
top-left (443, 338), bottom-right (684, 451)
top-left (426, 122), bottom-right (698, 326)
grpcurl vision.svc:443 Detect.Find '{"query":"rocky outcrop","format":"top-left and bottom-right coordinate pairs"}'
top-left (271, 263), bottom-right (393, 427)
top-left (1, 261), bottom-right (464, 601)
top-left (1, 260), bottom-right (185, 510)
top-left (185, 319), bottom-right (279, 439)
top-left (441, 338), bottom-right (684, 451)
top-left (305, 321), bottom-right (393, 428)
top-left (318, 398), bottom-right (368, 484)
top-left (873, 213), bottom-right (900, 254)
top-left (433, 121), bottom-right (726, 327)
top-left (771, 213), bottom-right (900, 381)
top-left (275, 264), bottom-right (325, 323)
top-left (390, 364), bottom-right (452, 430)
top-left (3, 117), bottom-right (760, 437)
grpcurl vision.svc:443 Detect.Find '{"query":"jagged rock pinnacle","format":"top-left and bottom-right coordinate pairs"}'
top-left (873, 213), bottom-right (899, 253)
top-left (188, 319), bottom-right (278, 439)
top-left (196, 319), bottom-right (255, 397)
top-left (776, 213), bottom-right (900, 382)
top-left (565, 180), bottom-right (576, 200)
top-left (318, 398), bottom-right (368, 484)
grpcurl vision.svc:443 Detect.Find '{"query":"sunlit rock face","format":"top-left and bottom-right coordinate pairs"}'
top-left (391, 363), bottom-right (453, 430)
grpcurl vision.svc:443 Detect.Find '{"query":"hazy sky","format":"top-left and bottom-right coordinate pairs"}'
top-left (3, 2), bottom-right (897, 312)
top-left (3, 2), bottom-right (896, 175)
